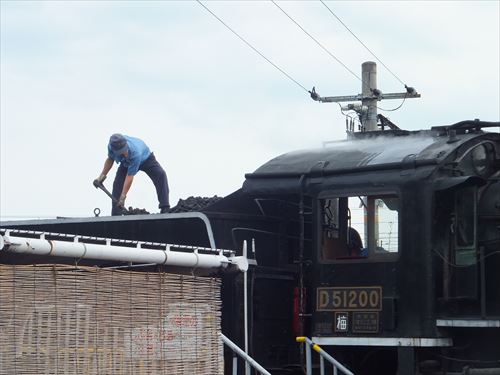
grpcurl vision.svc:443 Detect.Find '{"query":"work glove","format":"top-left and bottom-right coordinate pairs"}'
top-left (93, 174), bottom-right (107, 188)
top-left (117, 194), bottom-right (126, 209)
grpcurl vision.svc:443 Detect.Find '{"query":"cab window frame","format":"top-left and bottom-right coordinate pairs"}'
top-left (317, 190), bottom-right (400, 264)
top-left (453, 186), bottom-right (477, 266)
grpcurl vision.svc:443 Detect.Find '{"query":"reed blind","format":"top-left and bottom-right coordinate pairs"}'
top-left (0, 264), bottom-right (223, 374)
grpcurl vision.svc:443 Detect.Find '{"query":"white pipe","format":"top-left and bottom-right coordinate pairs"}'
top-left (242, 240), bottom-right (250, 375)
top-left (1, 234), bottom-right (246, 270)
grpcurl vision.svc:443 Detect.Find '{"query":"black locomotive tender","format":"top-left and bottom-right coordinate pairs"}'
top-left (2, 120), bottom-right (500, 375)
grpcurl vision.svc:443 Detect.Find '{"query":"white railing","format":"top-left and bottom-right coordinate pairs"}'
top-left (220, 333), bottom-right (272, 375)
top-left (296, 336), bottom-right (355, 375)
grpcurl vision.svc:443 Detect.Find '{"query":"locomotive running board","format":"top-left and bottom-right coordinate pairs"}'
top-left (436, 319), bottom-right (500, 328)
top-left (312, 337), bottom-right (452, 347)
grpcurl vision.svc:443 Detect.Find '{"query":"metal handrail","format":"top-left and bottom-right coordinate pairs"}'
top-left (296, 336), bottom-right (354, 375)
top-left (220, 333), bottom-right (272, 375)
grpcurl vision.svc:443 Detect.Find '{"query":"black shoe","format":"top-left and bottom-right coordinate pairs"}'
top-left (160, 206), bottom-right (170, 214)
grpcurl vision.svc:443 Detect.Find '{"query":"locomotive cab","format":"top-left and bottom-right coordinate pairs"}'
top-left (243, 121), bottom-right (500, 375)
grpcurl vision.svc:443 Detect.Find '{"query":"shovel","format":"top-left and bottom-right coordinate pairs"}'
top-left (93, 180), bottom-right (150, 215)
top-left (93, 179), bottom-right (119, 204)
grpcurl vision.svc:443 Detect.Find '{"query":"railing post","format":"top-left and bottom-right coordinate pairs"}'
top-left (296, 336), bottom-right (312, 375)
top-left (242, 240), bottom-right (250, 375)
top-left (305, 341), bottom-right (312, 375)
top-left (232, 355), bottom-right (238, 375)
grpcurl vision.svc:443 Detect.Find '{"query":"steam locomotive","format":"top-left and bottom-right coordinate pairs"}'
top-left (1, 119), bottom-right (499, 375)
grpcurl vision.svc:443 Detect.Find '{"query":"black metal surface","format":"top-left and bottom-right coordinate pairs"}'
top-left (431, 119), bottom-right (500, 132)
top-left (246, 130), bottom-right (448, 177)
top-left (1, 213), bottom-right (214, 248)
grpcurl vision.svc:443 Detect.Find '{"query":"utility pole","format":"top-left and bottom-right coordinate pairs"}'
top-left (309, 61), bottom-right (420, 132)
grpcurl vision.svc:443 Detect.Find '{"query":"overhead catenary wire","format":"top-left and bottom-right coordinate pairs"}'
top-left (271, 0), bottom-right (363, 84)
top-left (377, 94), bottom-right (407, 112)
top-left (319, 0), bottom-right (407, 87)
top-left (196, 0), bottom-right (309, 93)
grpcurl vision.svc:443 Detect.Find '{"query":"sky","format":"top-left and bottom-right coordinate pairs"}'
top-left (1, 0), bottom-right (499, 219)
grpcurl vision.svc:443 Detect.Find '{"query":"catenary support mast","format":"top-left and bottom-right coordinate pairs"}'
top-left (310, 61), bottom-right (420, 131)
top-left (361, 61), bottom-right (378, 131)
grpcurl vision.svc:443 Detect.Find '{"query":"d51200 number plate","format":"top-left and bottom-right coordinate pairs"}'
top-left (316, 286), bottom-right (382, 311)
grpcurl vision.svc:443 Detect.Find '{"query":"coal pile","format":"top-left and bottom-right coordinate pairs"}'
top-left (123, 207), bottom-right (150, 215)
top-left (168, 196), bottom-right (223, 213)
top-left (105, 196), bottom-right (222, 216)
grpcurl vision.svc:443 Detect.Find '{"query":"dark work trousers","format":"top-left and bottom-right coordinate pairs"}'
top-left (111, 153), bottom-right (169, 215)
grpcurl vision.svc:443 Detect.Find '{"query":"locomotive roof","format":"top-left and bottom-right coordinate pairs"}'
top-left (251, 130), bottom-right (441, 175)
top-left (247, 131), bottom-right (461, 177)
top-left (244, 121), bottom-right (500, 193)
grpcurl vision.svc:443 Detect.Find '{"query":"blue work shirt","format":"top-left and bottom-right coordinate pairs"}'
top-left (108, 135), bottom-right (151, 176)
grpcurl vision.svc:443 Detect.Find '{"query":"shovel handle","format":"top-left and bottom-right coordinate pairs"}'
top-left (94, 180), bottom-right (119, 203)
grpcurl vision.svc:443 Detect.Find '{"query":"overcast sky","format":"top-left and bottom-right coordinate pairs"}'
top-left (1, 0), bottom-right (499, 219)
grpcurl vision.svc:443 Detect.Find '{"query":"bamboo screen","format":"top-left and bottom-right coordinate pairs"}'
top-left (0, 264), bottom-right (223, 375)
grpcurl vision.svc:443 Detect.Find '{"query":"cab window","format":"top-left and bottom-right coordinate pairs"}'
top-left (454, 187), bottom-right (477, 265)
top-left (320, 195), bottom-right (399, 261)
